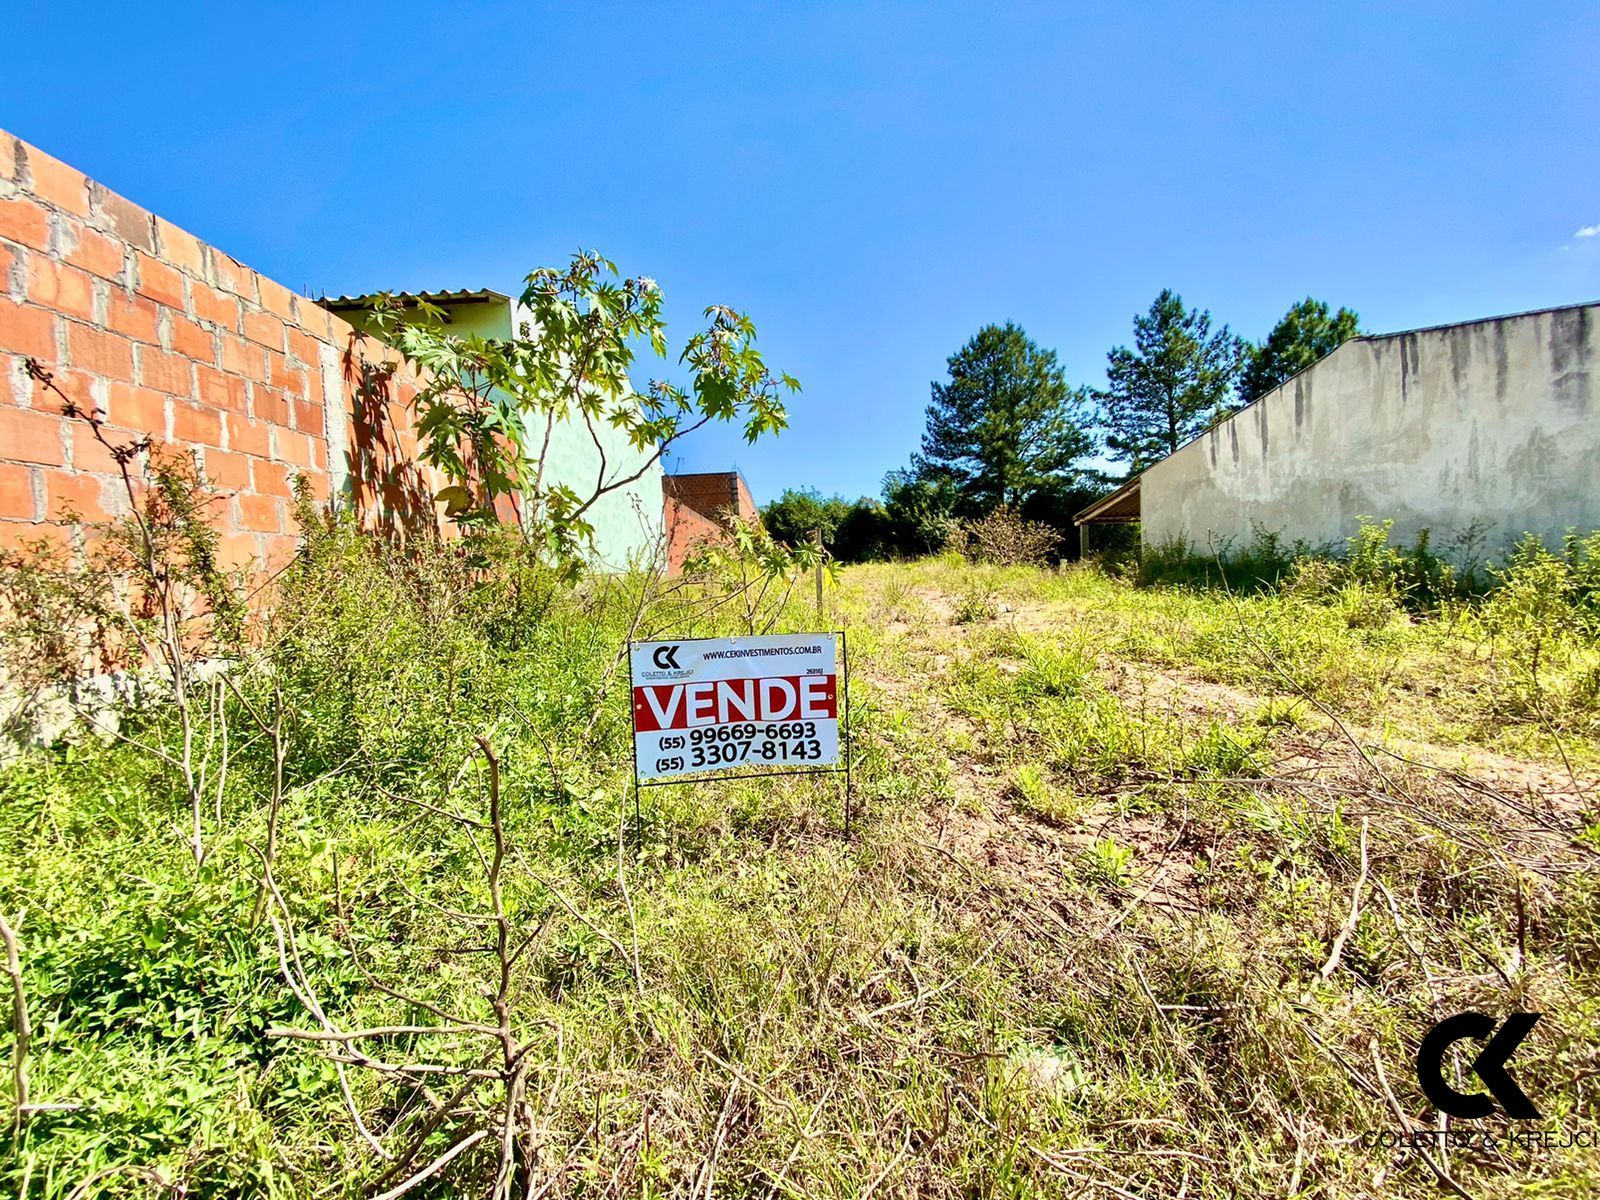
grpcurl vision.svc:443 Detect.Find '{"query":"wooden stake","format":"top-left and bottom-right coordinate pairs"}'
top-left (813, 528), bottom-right (824, 618)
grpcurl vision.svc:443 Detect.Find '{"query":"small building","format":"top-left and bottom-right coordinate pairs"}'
top-left (1076, 301), bottom-right (1600, 559)
top-left (663, 471), bottom-right (758, 573)
top-left (321, 289), bottom-right (664, 569)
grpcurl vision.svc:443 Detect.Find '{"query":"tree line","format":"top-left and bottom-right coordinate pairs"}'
top-left (762, 293), bottom-right (1360, 561)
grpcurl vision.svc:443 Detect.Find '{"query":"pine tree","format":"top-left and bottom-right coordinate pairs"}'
top-left (1098, 290), bottom-right (1244, 473)
top-left (913, 322), bottom-right (1093, 511)
top-left (1238, 298), bottom-right (1361, 404)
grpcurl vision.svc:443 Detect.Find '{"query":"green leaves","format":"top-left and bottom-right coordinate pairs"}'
top-left (1097, 290), bottom-right (1245, 473)
top-left (365, 252), bottom-right (798, 570)
top-left (435, 485), bottom-right (474, 517)
top-left (679, 508), bottom-right (833, 590)
top-left (913, 322), bottom-right (1094, 512)
top-left (680, 305), bottom-right (796, 444)
top-left (1237, 297), bottom-right (1361, 405)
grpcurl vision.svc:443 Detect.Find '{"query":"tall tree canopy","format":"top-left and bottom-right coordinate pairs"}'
top-left (1098, 290), bottom-right (1244, 473)
top-left (759, 488), bottom-right (892, 562)
top-left (1237, 297), bottom-right (1361, 404)
top-left (912, 322), bottom-right (1093, 511)
top-left (883, 471), bottom-right (962, 555)
top-left (760, 488), bottom-right (854, 548)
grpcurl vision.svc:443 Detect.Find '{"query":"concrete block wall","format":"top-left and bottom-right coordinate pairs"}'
top-left (0, 128), bottom-right (450, 572)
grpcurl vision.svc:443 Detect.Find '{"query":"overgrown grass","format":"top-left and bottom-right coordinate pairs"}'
top-left (2, 522), bottom-right (1599, 1197)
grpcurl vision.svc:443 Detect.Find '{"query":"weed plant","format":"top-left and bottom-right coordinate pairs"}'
top-left (1, 504), bottom-right (1598, 1197)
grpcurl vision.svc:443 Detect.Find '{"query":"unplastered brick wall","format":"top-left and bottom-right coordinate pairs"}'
top-left (0, 128), bottom-right (450, 573)
top-left (663, 470), bottom-right (757, 572)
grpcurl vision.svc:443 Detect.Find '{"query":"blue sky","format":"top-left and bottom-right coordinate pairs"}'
top-left (7, 2), bottom-right (1597, 503)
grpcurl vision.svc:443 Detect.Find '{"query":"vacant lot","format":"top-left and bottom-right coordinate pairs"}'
top-left (3, 540), bottom-right (1598, 1198)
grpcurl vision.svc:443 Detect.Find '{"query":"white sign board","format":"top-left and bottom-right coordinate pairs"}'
top-left (629, 634), bottom-right (840, 782)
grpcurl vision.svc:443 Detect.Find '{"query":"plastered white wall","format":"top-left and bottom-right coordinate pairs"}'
top-left (1142, 303), bottom-right (1599, 558)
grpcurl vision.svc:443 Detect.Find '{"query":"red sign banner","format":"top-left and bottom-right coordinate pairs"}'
top-left (631, 674), bottom-right (838, 732)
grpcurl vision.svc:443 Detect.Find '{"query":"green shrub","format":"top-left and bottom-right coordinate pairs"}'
top-left (760, 487), bottom-right (853, 548)
top-left (1484, 531), bottom-right (1600, 639)
top-left (953, 585), bottom-right (998, 624)
top-left (1344, 518), bottom-right (1460, 609)
top-left (1137, 524), bottom-right (1312, 592)
top-left (948, 506), bottom-right (1062, 567)
top-left (1086, 836), bottom-right (1135, 887)
top-left (1469, 532), bottom-right (1600, 733)
top-left (1140, 517), bottom-right (1486, 614)
top-left (881, 472), bottom-right (960, 557)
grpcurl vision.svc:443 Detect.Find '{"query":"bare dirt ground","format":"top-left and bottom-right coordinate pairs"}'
top-left (864, 577), bottom-right (1598, 944)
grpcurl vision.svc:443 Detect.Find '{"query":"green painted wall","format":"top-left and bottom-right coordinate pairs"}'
top-left (435, 300), bottom-right (513, 340)
top-left (332, 294), bottom-right (665, 566)
top-left (535, 408), bottom-right (665, 569)
top-left (500, 301), bottom-right (664, 568)
top-left (331, 296), bottom-right (514, 340)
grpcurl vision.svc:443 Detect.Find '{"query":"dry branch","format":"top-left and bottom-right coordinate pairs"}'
top-left (1318, 817), bottom-right (1370, 983)
top-left (1, 910), bottom-right (28, 1126)
top-left (370, 1129), bottom-right (491, 1200)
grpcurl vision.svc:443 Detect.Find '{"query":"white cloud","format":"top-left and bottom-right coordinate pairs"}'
top-left (1576, 224), bottom-right (1600, 238)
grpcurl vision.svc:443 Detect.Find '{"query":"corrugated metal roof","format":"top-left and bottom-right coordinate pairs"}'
top-left (316, 288), bottom-right (510, 311)
top-left (1074, 477), bottom-right (1141, 525)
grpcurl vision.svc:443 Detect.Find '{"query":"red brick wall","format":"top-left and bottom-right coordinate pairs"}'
top-left (662, 471), bottom-right (757, 572)
top-left (0, 128), bottom-right (454, 573)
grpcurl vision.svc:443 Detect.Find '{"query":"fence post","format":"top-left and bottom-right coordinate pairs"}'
top-left (813, 528), bottom-right (825, 618)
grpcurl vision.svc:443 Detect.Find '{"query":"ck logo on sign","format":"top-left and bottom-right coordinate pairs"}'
top-left (629, 633), bottom-right (842, 784)
top-left (1417, 1011), bottom-right (1542, 1120)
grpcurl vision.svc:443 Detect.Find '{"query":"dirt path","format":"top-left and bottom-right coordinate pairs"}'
top-left (861, 577), bottom-right (1599, 919)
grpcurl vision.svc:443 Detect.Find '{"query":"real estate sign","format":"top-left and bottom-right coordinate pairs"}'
top-left (629, 634), bottom-right (840, 782)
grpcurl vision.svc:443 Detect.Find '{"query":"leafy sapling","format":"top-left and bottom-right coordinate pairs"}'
top-left (361, 252), bottom-right (800, 570)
